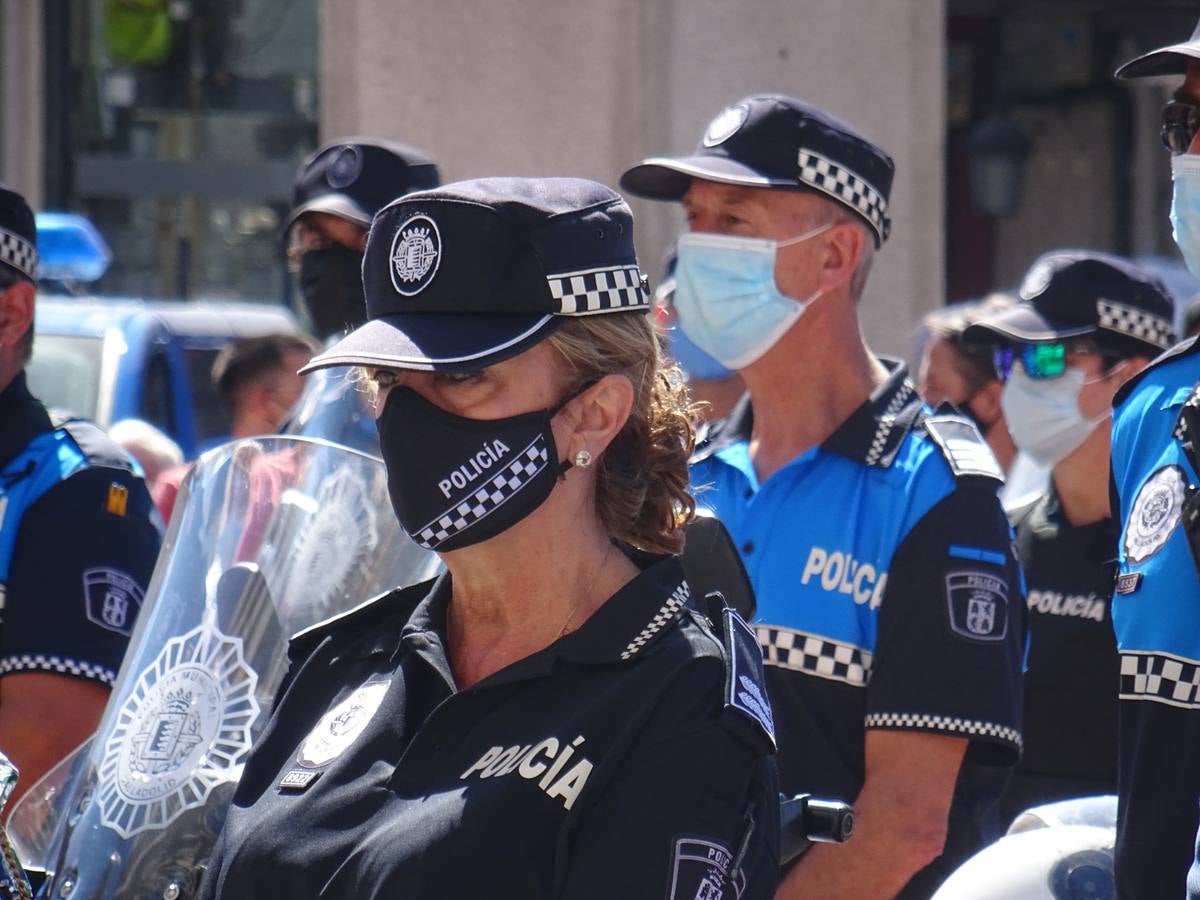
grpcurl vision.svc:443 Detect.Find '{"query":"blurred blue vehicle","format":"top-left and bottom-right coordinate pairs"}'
top-left (26, 297), bottom-right (302, 460)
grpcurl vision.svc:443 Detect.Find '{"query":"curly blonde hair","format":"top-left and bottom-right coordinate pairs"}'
top-left (547, 314), bottom-right (698, 555)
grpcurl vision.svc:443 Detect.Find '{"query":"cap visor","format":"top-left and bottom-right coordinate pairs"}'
top-left (301, 311), bottom-right (562, 374)
top-left (620, 155), bottom-right (796, 200)
top-left (282, 194), bottom-right (372, 235)
top-left (1116, 42), bottom-right (1200, 79)
top-left (962, 306), bottom-right (1096, 344)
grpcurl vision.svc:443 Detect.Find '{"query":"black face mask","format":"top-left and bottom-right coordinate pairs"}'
top-left (377, 386), bottom-right (578, 553)
top-left (298, 246), bottom-right (367, 340)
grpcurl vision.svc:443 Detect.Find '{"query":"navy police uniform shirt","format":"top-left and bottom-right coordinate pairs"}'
top-left (199, 555), bottom-right (780, 900)
top-left (999, 489), bottom-right (1118, 821)
top-left (1109, 336), bottom-right (1200, 900)
top-left (690, 360), bottom-right (1025, 894)
top-left (0, 372), bottom-right (161, 686)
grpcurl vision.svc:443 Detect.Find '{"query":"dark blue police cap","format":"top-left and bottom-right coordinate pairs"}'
top-left (0, 184), bottom-right (37, 282)
top-left (964, 250), bottom-right (1176, 356)
top-left (1116, 18), bottom-right (1200, 79)
top-left (302, 177), bottom-right (650, 374)
top-left (620, 94), bottom-right (895, 247)
top-left (285, 138), bottom-right (441, 233)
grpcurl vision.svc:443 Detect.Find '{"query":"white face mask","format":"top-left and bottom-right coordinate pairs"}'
top-left (1171, 154), bottom-right (1200, 278)
top-left (1000, 363), bottom-right (1109, 467)
top-left (672, 224), bottom-right (831, 370)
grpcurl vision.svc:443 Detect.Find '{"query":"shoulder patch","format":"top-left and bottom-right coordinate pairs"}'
top-left (721, 607), bottom-right (775, 751)
top-left (923, 414), bottom-right (1004, 483)
top-left (83, 566), bottom-right (144, 635)
top-left (55, 418), bottom-right (139, 474)
top-left (668, 836), bottom-right (744, 900)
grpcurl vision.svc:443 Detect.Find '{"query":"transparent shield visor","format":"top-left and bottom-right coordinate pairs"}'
top-left (7, 436), bottom-right (440, 899)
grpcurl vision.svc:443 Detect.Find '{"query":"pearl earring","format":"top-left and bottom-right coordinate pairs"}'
top-left (574, 448), bottom-right (592, 469)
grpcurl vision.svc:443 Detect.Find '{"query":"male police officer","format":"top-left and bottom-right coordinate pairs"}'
top-left (0, 185), bottom-right (160, 808)
top-left (281, 138), bottom-right (440, 451)
top-left (1114, 26), bottom-right (1200, 899)
top-left (964, 252), bottom-right (1172, 829)
top-left (622, 95), bottom-right (1025, 898)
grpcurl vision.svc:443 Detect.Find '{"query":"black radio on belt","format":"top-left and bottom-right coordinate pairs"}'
top-left (1173, 381), bottom-right (1200, 576)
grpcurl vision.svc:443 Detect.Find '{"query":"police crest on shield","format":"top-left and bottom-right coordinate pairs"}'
top-left (390, 213), bottom-right (441, 296)
top-left (1124, 464), bottom-right (1186, 564)
top-left (96, 623), bottom-right (259, 838)
top-left (945, 570), bottom-right (1008, 642)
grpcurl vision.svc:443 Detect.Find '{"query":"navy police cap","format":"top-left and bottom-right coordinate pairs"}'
top-left (0, 184), bottom-right (37, 282)
top-left (963, 250), bottom-right (1176, 356)
top-left (1116, 18), bottom-right (1200, 79)
top-left (284, 138), bottom-right (440, 234)
top-left (302, 177), bottom-right (650, 374)
top-left (620, 94), bottom-right (895, 247)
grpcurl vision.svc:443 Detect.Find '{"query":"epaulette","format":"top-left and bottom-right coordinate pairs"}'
top-left (1114, 335), bottom-right (1199, 408)
top-left (287, 575), bottom-right (439, 660)
top-left (53, 414), bottom-right (139, 473)
top-left (920, 409), bottom-right (1004, 485)
top-left (717, 606), bottom-right (776, 754)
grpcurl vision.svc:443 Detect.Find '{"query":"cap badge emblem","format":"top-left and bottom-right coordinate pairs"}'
top-left (326, 145), bottom-right (363, 189)
top-left (703, 103), bottom-right (750, 147)
top-left (1019, 259), bottom-right (1056, 300)
top-left (390, 214), bottom-right (442, 296)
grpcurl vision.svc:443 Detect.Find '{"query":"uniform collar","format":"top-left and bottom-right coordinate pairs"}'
top-left (693, 357), bottom-right (923, 469)
top-left (0, 370), bottom-right (53, 470)
top-left (393, 554), bottom-right (693, 685)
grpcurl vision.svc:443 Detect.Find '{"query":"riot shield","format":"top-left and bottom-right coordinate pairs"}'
top-left (281, 368), bottom-right (380, 455)
top-left (8, 436), bottom-right (440, 899)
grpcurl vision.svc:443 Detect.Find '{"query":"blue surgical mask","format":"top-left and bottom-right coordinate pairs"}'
top-left (674, 224), bottom-right (831, 370)
top-left (1000, 363), bottom-right (1109, 467)
top-left (664, 318), bottom-right (733, 381)
top-left (1170, 154), bottom-right (1200, 278)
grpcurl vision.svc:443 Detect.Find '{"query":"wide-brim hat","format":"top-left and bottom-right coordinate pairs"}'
top-left (302, 177), bottom-right (649, 374)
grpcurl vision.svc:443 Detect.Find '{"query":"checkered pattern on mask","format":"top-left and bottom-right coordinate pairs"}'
top-left (415, 438), bottom-right (550, 549)
top-left (0, 227), bottom-right (36, 280)
top-left (758, 625), bottom-right (873, 687)
top-left (1120, 650), bottom-right (1200, 709)
top-left (548, 264), bottom-right (649, 315)
top-left (1097, 299), bottom-right (1174, 351)
top-left (797, 150), bottom-right (891, 244)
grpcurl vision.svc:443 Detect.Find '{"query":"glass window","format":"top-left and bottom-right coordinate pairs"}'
top-left (141, 350), bottom-right (174, 432)
top-left (183, 344), bottom-right (230, 441)
top-left (50, 1), bottom-right (319, 304)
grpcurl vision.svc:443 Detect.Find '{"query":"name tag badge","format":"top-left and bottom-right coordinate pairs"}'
top-left (279, 769), bottom-right (321, 792)
top-left (1114, 572), bottom-right (1143, 595)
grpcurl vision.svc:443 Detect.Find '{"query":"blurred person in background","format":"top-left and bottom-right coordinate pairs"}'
top-left (917, 295), bottom-right (1048, 510)
top-left (153, 332), bottom-right (317, 521)
top-left (964, 251), bottom-right (1172, 836)
top-left (0, 185), bottom-right (161, 809)
top-left (1184, 292), bottom-right (1200, 339)
top-left (1113, 23), bottom-right (1200, 898)
top-left (653, 244), bottom-right (745, 421)
top-left (108, 418), bottom-right (184, 487)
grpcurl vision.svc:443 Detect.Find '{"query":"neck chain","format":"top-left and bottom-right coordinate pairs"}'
top-left (556, 541), bottom-right (614, 640)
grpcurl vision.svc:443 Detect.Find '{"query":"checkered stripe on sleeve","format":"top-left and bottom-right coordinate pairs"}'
top-left (548, 265), bottom-right (649, 315)
top-left (0, 227), bottom-right (36, 279)
top-left (757, 625), bottom-right (872, 687)
top-left (798, 150), bottom-right (891, 244)
top-left (0, 654), bottom-right (115, 685)
top-left (1120, 650), bottom-right (1200, 709)
top-left (620, 580), bottom-right (690, 660)
top-left (1097, 299), bottom-right (1174, 350)
top-left (864, 711), bottom-right (1023, 749)
top-left (414, 438), bottom-right (549, 550)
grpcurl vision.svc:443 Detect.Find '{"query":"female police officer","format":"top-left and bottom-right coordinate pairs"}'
top-left (198, 177), bottom-right (779, 899)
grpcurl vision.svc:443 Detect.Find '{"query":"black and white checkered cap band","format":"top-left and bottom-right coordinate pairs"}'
top-left (1120, 650), bottom-right (1200, 709)
top-left (798, 150), bottom-right (891, 243)
top-left (548, 264), bottom-right (649, 315)
top-left (0, 227), bottom-right (37, 280)
top-left (758, 625), bottom-right (873, 687)
top-left (414, 437), bottom-right (550, 550)
top-left (1097, 299), bottom-right (1174, 350)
